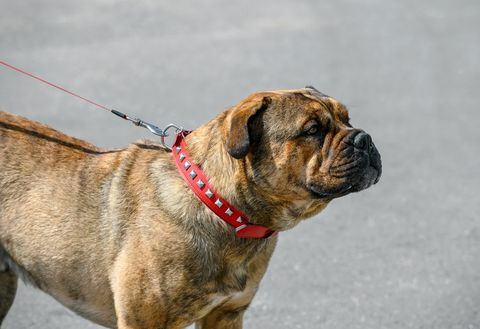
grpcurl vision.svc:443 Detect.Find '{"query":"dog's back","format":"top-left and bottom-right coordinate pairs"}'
top-left (0, 110), bottom-right (106, 164)
top-left (0, 111), bottom-right (107, 205)
top-left (0, 111), bottom-right (109, 236)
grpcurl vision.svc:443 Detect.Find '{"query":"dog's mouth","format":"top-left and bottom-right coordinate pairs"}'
top-left (308, 165), bottom-right (380, 199)
top-left (308, 183), bottom-right (353, 199)
top-left (349, 163), bottom-right (381, 192)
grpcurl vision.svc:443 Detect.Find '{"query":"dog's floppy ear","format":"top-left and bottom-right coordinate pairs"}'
top-left (305, 85), bottom-right (329, 98)
top-left (224, 94), bottom-right (271, 159)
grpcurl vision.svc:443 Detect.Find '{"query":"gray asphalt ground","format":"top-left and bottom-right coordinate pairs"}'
top-left (1, 1), bottom-right (479, 328)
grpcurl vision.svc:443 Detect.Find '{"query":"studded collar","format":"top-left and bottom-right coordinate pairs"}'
top-left (172, 131), bottom-right (276, 239)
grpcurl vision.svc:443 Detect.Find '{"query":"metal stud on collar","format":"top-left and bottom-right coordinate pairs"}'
top-left (235, 224), bottom-right (248, 232)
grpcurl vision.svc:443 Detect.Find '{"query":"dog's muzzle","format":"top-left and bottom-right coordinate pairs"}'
top-left (333, 130), bottom-right (382, 193)
top-left (309, 129), bottom-right (382, 199)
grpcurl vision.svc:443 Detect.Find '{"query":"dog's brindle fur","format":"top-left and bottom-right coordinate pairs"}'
top-left (0, 88), bottom-right (380, 328)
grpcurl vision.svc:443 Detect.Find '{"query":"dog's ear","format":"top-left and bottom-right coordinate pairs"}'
top-left (224, 94), bottom-right (271, 159)
top-left (305, 85), bottom-right (329, 98)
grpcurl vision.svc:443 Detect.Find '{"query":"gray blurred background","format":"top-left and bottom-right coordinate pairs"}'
top-left (1, 0), bottom-right (479, 328)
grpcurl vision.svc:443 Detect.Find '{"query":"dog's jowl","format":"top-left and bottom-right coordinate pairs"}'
top-left (0, 87), bottom-right (381, 329)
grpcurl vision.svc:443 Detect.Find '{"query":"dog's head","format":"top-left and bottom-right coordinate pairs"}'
top-left (222, 87), bottom-right (381, 229)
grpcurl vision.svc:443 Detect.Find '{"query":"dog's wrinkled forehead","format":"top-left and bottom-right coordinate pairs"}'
top-left (262, 86), bottom-right (350, 131)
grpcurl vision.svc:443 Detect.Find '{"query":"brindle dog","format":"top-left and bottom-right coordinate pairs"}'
top-left (0, 87), bottom-right (381, 328)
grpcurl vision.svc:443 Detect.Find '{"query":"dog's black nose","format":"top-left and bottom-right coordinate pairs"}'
top-left (353, 132), bottom-right (371, 151)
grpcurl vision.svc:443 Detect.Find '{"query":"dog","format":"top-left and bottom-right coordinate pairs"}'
top-left (0, 87), bottom-right (381, 329)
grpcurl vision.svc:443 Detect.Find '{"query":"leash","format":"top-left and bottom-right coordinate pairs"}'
top-left (0, 59), bottom-right (277, 239)
top-left (0, 60), bottom-right (182, 150)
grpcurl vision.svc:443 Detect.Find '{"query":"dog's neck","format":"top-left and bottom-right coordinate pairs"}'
top-left (183, 114), bottom-right (286, 232)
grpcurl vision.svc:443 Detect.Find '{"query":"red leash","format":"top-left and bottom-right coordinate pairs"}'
top-left (0, 60), bottom-right (112, 112)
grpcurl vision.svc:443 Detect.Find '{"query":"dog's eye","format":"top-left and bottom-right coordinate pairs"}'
top-left (305, 125), bottom-right (319, 135)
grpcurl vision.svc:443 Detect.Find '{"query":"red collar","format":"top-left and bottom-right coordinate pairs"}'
top-left (172, 131), bottom-right (276, 239)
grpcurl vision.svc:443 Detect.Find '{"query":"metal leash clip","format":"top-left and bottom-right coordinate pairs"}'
top-left (111, 110), bottom-right (184, 151)
top-left (159, 123), bottom-right (185, 151)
